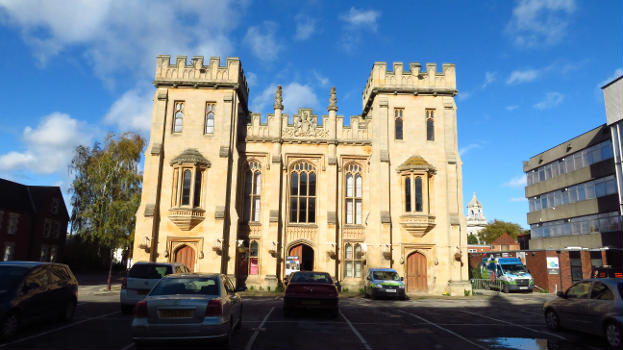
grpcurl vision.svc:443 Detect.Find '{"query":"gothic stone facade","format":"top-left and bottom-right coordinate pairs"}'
top-left (132, 55), bottom-right (470, 295)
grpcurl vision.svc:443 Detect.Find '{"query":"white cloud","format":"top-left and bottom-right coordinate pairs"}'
top-left (506, 105), bottom-right (519, 111)
top-left (510, 197), bottom-right (528, 202)
top-left (503, 175), bottom-right (527, 188)
top-left (250, 83), bottom-right (277, 115)
top-left (482, 71), bottom-right (497, 88)
top-left (246, 72), bottom-right (258, 87)
top-left (459, 143), bottom-right (481, 156)
top-left (0, 0), bottom-right (241, 82)
top-left (243, 21), bottom-right (281, 62)
top-left (250, 82), bottom-right (320, 116)
top-left (104, 88), bottom-right (153, 135)
top-left (339, 7), bottom-right (380, 30)
top-left (457, 91), bottom-right (471, 101)
top-left (506, 0), bottom-right (576, 47)
top-left (313, 71), bottom-right (329, 87)
top-left (533, 91), bottom-right (564, 109)
top-left (506, 69), bottom-right (540, 84)
top-left (294, 16), bottom-right (316, 41)
top-left (598, 68), bottom-right (623, 89)
top-left (0, 112), bottom-right (94, 175)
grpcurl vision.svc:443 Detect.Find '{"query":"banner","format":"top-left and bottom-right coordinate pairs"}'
top-left (546, 257), bottom-right (560, 274)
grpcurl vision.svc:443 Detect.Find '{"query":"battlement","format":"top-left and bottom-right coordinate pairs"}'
top-left (154, 55), bottom-right (249, 104)
top-left (362, 61), bottom-right (457, 114)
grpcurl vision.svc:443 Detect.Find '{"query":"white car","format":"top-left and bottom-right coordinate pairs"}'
top-left (120, 262), bottom-right (189, 314)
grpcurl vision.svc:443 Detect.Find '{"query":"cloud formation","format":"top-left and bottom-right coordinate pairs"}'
top-left (482, 72), bottom-right (497, 88)
top-left (243, 21), bottom-right (281, 62)
top-left (294, 16), bottom-right (316, 41)
top-left (338, 7), bottom-right (381, 52)
top-left (533, 92), bottom-right (564, 109)
top-left (459, 143), bottom-right (481, 156)
top-left (506, 0), bottom-right (576, 47)
top-left (251, 82), bottom-right (320, 117)
top-left (506, 69), bottom-right (540, 84)
top-left (104, 88), bottom-right (153, 135)
top-left (503, 175), bottom-right (527, 187)
top-left (0, 112), bottom-right (94, 175)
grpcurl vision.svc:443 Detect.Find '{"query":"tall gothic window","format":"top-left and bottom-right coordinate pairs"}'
top-left (170, 149), bottom-right (210, 208)
top-left (345, 163), bottom-right (363, 224)
top-left (344, 243), bottom-right (363, 278)
top-left (205, 103), bottom-right (215, 134)
top-left (405, 177), bottom-right (411, 212)
top-left (415, 177), bottom-right (423, 212)
top-left (173, 101), bottom-right (184, 133)
top-left (289, 161), bottom-right (316, 223)
top-left (426, 109), bottom-right (434, 141)
top-left (244, 160), bottom-right (261, 223)
top-left (249, 240), bottom-right (259, 275)
top-left (181, 170), bottom-right (192, 205)
top-left (400, 156), bottom-right (435, 214)
top-left (394, 108), bottom-right (403, 140)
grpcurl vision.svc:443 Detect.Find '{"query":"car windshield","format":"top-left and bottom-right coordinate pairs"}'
top-left (291, 272), bottom-right (332, 284)
top-left (128, 264), bottom-right (173, 279)
top-left (0, 266), bottom-right (29, 291)
top-left (501, 264), bottom-right (526, 273)
top-left (373, 271), bottom-right (400, 281)
top-left (150, 277), bottom-right (219, 296)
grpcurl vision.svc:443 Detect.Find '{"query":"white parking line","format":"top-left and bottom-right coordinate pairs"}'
top-left (459, 309), bottom-right (566, 340)
top-left (339, 310), bottom-right (372, 350)
top-left (398, 310), bottom-right (488, 350)
top-left (0, 311), bottom-right (120, 348)
top-left (244, 306), bottom-right (274, 350)
top-left (119, 342), bottom-right (134, 350)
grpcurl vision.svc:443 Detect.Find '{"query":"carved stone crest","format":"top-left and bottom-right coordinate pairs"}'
top-left (283, 109), bottom-right (328, 138)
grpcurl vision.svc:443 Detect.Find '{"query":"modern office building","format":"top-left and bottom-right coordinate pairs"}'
top-left (602, 75), bottom-right (623, 216)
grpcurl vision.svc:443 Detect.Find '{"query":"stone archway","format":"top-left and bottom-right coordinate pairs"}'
top-left (174, 244), bottom-right (195, 272)
top-left (289, 243), bottom-right (314, 271)
top-left (406, 251), bottom-right (427, 292)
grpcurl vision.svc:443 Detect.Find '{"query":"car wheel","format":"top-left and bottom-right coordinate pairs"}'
top-left (545, 309), bottom-right (561, 331)
top-left (59, 301), bottom-right (76, 322)
top-left (0, 312), bottom-right (19, 341)
top-left (121, 304), bottom-right (133, 315)
top-left (605, 321), bottom-right (621, 349)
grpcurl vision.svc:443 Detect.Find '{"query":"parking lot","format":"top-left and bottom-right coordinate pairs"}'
top-left (0, 288), bottom-right (613, 350)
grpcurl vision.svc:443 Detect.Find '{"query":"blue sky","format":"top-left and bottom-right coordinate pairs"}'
top-left (0, 0), bottom-right (621, 228)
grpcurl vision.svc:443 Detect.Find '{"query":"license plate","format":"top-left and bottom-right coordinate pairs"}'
top-left (385, 289), bottom-right (396, 293)
top-left (519, 287), bottom-right (528, 290)
top-left (137, 290), bottom-right (149, 295)
top-left (159, 309), bottom-right (193, 318)
top-left (302, 300), bottom-right (320, 305)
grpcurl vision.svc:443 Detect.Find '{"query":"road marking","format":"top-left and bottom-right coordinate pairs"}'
top-left (119, 342), bottom-right (134, 350)
top-left (244, 306), bottom-right (273, 350)
top-left (339, 309), bottom-right (372, 350)
top-left (0, 311), bottom-right (120, 348)
top-left (458, 309), bottom-right (566, 340)
top-left (398, 310), bottom-right (488, 350)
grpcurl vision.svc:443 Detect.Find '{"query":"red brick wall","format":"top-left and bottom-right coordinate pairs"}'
top-left (581, 250), bottom-right (592, 279)
top-left (526, 251), bottom-right (548, 291)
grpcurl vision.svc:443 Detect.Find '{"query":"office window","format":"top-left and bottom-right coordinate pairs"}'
top-left (344, 163), bottom-right (363, 225)
top-left (205, 103), bottom-right (215, 134)
top-left (289, 161), bottom-right (316, 223)
top-left (394, 108), bottom-right (403, 140)
top-left (426, 109), bottom-right (434, 141)
top-left (173, 101), bottom-right (184, 133)
top-left (344, 243), bottom-right (363, 278)
top-left (243, 160), bottom-right (262, 223)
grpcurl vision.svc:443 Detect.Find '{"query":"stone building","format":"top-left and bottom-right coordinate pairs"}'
top-left (466, 192), bottom-right (487, 242)
top-left (132, 55), bottom-right (470, 295)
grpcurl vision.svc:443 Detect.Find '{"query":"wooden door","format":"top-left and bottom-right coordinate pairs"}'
top-left (407, 252), bottom-right (427, 292)
top-left (289, 245), bottom-right (302, 260)
top-left (175, 245), bottom-right (195, 272)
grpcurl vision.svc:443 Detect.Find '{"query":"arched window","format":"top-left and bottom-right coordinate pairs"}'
top-left (399, 156), bottom-right (435, 215)
top-left (243, 160), bottom-right (261, 223)
top-left (205, 103), bottom-right (215, 134)
top-left (394, 108), bottom-right (403, 140)
top-left (249, 240), bottom-right (259, 275)
top-left (170, 149), bottom-right (210, 209)
top-left (181, 170), bottom-right (192, 205)
top-left (345, 163), bottom-right (363, 224)
top-left (344, 243), bottom-right (363, 278)
top-left (405, 177), bottom-right (411, 212)
top-left (426, 109), bottom-right (434, 141)
top-left (289, 161), bottom-right (316, 223)
top-left (173, 101), bottom-right (184, 133)
top-left (415, 177), bottom-right (423, 212)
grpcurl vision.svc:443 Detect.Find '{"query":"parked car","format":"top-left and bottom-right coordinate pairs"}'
top-left (131, 273), bottom-right (242, 349)
top-left (592, 266), bottom-right (623, 279)
top-left (480, 257), bottom-right (534, 292)
top-left (0, 261), bottom-right (78, 341)
top-left (363, 268), bottom-right (406, 299)
top-left (120, 262), bottom-right (189, 314)
top-left (283, 271), bottom-right (339, 318)
top-left (543, 278), bottom-right (622, 348)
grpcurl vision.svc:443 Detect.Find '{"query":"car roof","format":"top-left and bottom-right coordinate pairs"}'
top-left (163, 273), bottom-right (221, 278)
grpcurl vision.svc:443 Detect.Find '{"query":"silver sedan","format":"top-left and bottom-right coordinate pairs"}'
top-left (131, 273), bottom-right (243, 349)
top-left (543, 278), bottom-right (622, 349)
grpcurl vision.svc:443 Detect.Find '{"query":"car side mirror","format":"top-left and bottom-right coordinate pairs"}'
top-left (556, 291), bottom-right (565, 298)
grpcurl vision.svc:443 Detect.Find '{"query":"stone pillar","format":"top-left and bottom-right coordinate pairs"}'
top-left (269, 86), bottom-right (284, 281)
top-left (327, 87), bottom-right (339, 279)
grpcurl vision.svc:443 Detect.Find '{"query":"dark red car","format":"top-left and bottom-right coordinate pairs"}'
top-left (283, 271), bottom-right (338, 318)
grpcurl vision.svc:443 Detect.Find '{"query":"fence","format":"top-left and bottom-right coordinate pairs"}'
top-left (470, 279), bottom-right (503, 295)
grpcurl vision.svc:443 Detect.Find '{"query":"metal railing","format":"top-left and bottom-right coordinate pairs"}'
top-left (470, 279), bottom-right (503, 294)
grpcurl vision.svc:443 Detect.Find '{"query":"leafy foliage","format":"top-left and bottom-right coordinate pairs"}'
top-left (467, 233), bottom-right (479, 244)
top-left (476, 219), bottom-right (527, 244)
top-left (69, 133), bottom-right (145, 251)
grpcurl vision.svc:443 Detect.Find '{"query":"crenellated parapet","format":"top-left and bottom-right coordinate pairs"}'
top-left (362, 62), bottom-right (457, 116)
top-left (154, 55), bottom-right (249, 106)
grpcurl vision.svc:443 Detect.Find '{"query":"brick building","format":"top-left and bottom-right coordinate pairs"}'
top-left (0, 178), bottom-right (69, 262)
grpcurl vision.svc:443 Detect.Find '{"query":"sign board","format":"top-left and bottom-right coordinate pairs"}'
top-left (285, 256), bottom-right (300, 277)
top-left (546, 257), bottom-right (560, 274)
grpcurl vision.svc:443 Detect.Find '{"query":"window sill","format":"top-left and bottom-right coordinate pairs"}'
top-left (287, 223), bottom-right (318, 228)
top-left (343, 224), bottom-right (364, 229)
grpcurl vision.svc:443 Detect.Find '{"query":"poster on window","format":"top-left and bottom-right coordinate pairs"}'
top-left (285, 256), bottom-right (300, 277)
top-left (546, 257), bottom-right (559, 274)
top-left (249, 258), bottom-right (259, 275)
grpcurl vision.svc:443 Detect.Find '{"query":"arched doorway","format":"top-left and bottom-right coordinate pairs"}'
top-left (174, 245), bottom-right (195, 272)
top-left (289, 243), bottom-right (314, 271)
top-left (406, 252), bottom-right (427, 292)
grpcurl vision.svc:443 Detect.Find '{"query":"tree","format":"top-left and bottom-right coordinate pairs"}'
top-left (476, 220), bottom-right (526, 244)
top-left (69, 132), bottom-right (145, 289)
top-left (467, 233), bottom-right (479, 244)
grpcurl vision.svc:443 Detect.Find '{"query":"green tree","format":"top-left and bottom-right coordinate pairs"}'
top-left (467, 233), bottom-right (479, 244)
top-left (69, 132), bottom-right (145, 288)
top-left (476, 219), bottom-right (525, 244)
